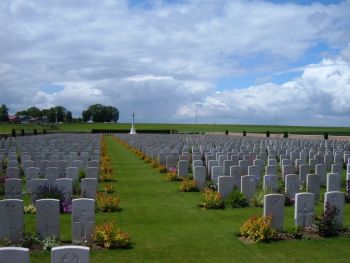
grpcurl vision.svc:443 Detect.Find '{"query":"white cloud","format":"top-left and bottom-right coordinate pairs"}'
top-left (0, 0), bottom-right (349, 124)
top-left (176, 57), bottom-right (350, 126)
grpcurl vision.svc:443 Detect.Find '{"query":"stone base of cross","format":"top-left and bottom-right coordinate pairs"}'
top-left (129, 127), bottom-right (137, 134)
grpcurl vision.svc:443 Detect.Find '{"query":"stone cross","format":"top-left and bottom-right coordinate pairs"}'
top-left (130, 112), bottom-right (136, 135)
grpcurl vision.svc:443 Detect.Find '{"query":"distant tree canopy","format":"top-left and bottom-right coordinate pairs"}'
top-left (0, 104), bottom-right (9, 122)
top-left (65, 111), bottom-right (73, 123)
top-left (82, 104), bottom-right (119, 122)
top-left (15, 105), bottom-right (73, 123)
top-left (16, 106), bottom-right (42, 118)
top-left (42, 106), bottom-right (67, 122)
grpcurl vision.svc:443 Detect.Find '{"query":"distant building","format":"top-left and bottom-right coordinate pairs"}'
top-left (9, 115), bottom-right (44, 124)
top-left (8, 115), bottom-right (20, 123)
top-left (18, 115), bottom-right (31, 123)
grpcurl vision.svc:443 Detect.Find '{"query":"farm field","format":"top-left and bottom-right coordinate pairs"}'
top-left (1, 122), bottom-right (350, 135)
top-left (26, 135), bottom-right (350, 263)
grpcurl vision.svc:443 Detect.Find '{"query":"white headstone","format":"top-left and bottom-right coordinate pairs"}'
top-left (324, 191), bottom-right (344, 226)
top-left (264, 194), bottom-right (284, 231)
top-left (0, 199), bottom-right (23, 243)
top-left (36, 199), bottom-right (60, 239)
top-left (72, 198), bottom-right (95, 243)
top-left (295, 192), bottom-right (315, 228)
top-left (51, 246), bottom-right (90, 263)
top-left (0, 247), bottom-right (29, 263)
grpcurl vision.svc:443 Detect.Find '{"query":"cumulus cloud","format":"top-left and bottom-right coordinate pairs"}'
top-left (176, 57), bottom-right (350, 126)
top-left (0, 0), bottom-right (349, 124)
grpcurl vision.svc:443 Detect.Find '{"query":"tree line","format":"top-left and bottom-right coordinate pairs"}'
top-left (0, 104), bottom-right (119, 123)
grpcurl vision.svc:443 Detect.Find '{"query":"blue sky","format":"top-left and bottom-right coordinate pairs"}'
top-left (0, 0), bottom-right (350, 125)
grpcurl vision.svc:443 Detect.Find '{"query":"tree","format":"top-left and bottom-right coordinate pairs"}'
top-left (0, 104), bottom-right (9, 122)
top-left (27, 107), bottom-right (42, 118)
top-left (44, 106), bottom-right (67, 122)
top-left (82, 110), bottom-right (91, 122)
top-left (16, 106), bottom-right (42, 118)
top-left (82, 104), bottom-right (119, 123)
top-left (16, 110), bottom-right (28, 116)
top-left (65, 111), bottom-right (73, 123)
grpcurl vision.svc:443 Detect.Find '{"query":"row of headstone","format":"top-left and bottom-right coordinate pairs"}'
top-left (5, 164), bottom-right (99, 179)
top-left (263, 191), bottom-right (344, 230)
top-left (0, 198), bottom-right (95, 244)
top-left (1, 134), bottom-right (101, 175)
top-left (3, 177), bottom-right (97, 202)
top-left (117, 134), bottom-right (349, 203)
top-left (0, 245), bottom-right (90, 263)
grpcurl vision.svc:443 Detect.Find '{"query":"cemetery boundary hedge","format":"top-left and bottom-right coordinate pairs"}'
top-left (91, 129), bottom-right (177, 134)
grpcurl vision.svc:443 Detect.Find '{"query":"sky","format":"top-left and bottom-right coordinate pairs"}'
top-left (1, 0), bottom-right (350, 126)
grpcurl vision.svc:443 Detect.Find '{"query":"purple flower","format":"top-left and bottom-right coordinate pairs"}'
top-left (168, 167), bottom-right (177, 173)
top-left (60, 200), bottom-right (72, 214)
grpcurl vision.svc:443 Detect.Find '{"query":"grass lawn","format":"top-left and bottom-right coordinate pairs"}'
top-left (26, 135), bottom-right (350, 262)
top-left (2, 122), bottom-right (350, 135)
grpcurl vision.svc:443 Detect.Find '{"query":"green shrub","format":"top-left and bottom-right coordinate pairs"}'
top-left (225, 191), bottom-right (248, 208)
top-left (250, 189), bottom-right (273, 207)
top-left (284, 226), bottom-right (303, 239)
top-left (79, 169), bottom-right (86, 181)
top-left (36, 185), bottom-right (64, 202)
top-left (240, 215), bottom-right (278, 242)
top-left (19, 232), bottom-right (41, 249)
top-left (0, 176), bottom-right (5, 195)
top-left (73, 180), bottom-right (80, 195)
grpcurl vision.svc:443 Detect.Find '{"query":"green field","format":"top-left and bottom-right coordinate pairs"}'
top-left (1, 122), bottom-right (350, 135)
top-left (23, 136), bottom-right (350, 262)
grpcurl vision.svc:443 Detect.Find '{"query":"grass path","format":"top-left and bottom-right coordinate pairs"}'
top-left (88, 136), bottom-right (350, 262)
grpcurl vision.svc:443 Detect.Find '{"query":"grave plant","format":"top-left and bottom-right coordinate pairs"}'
top-left (250, 188), bottom-right (273, 208)
top-left (94, 222), bottom-right (131, 249)
top-left (315, 202), bottom-right (342, 237)
top-left (203, 181), bottom-right (218, 191)
top-left (179, 178), bottom-right (199, 192)
top-left (24, 204), bottom-right (37, 214)
top-left (96, 192), bottom-right (121, 212)
top-left (240, 215), bottom-right (278, 242)
top-left (324, 132), bottom-right (329, 140)
top-left (201, 188), bottom-right (225, 209)
top-left (346, 180), bottom-right (350, 203)
top-left (0, 176), bottom-right (5, 195)
top-left (104, 184), bottom-right (115, 193)
top-left (225, 190), bottom-right (248, 208)
top-left (163, 167), bottom-right (179, 182)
